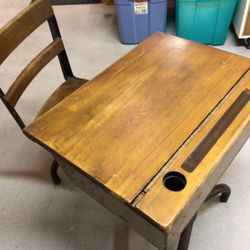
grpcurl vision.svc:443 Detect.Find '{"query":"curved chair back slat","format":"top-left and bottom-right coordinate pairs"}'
top-left (0, 0), bottom-right (74, 128)
top-left (0, 0), bottom-right (53, 65)
top-left (5, 38), bottom-right (64, 107)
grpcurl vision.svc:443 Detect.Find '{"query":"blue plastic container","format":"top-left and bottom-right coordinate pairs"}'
top-left (114, 0), bottom-right (167, 44)
top-left (176, 0), bottom-right (237, 45)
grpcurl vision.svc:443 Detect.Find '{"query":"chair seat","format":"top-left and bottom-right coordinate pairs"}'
top-left (36, 77), bottom-right (88, 119)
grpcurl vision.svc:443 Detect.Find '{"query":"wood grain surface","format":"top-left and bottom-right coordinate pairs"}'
top-left (0, 0), bottom-right (53, 65)
top-left (36, 77), bottom-right (88, 118)
top-left (135, 70), bottom-right (250, 249)
top-left (24, 33), bottom-right (250, 203)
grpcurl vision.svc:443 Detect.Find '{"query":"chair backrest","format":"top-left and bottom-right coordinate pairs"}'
top-left (0, 0), bottom-right (74, 129)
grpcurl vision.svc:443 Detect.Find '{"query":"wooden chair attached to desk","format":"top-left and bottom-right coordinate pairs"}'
top-left (0, 0), bottom-right (88, 185)
top-left (1, 1), bottom-right (250, 249)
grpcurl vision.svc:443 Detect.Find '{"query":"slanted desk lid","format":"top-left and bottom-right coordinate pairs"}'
top-left (135, 70), bottom-right (250, 248)
top-left (24, 33), bottom-right (250, 204)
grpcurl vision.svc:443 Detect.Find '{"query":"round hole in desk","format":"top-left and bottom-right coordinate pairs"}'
top-left (163, 172), bottom-right (186, 191)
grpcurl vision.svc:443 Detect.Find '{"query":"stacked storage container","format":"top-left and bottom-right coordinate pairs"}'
top-left (115, 0), bottom-right (167, 44)
top-left (176, 0), bottom-right (238, 45)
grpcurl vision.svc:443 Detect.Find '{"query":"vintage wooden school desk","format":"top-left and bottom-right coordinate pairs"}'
top-left (24, 33), bottom-right (250, 250)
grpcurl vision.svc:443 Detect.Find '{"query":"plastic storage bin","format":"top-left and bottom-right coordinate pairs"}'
top-left (114, 0), bottom-right (167, 44)
top-left (176, 0), bottom-right (237, 45)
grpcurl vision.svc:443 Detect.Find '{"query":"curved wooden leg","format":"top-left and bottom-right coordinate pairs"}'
top-left (204, 183), bottom-right (231, 203)
top-left (50, 160), bottom-right (61, 185)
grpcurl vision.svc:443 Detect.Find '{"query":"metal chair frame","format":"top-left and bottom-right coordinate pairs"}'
top-left (0, 1), bottom-right (83, 185)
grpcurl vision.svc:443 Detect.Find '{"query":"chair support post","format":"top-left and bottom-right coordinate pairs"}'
top-left (0, 88), bottom-right (25, 129)
top-left (47, 15), bottom-right (74, 80)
